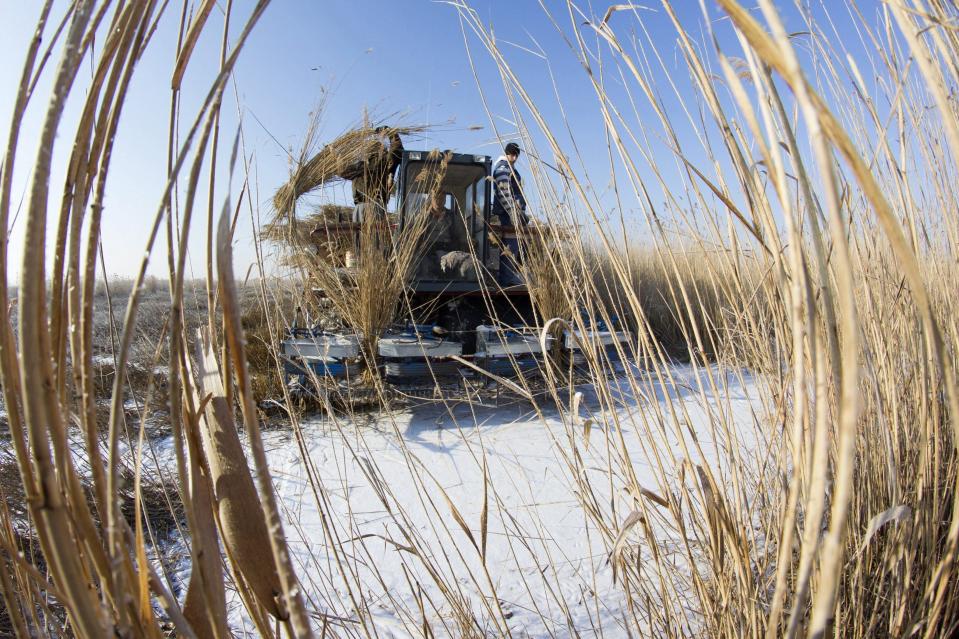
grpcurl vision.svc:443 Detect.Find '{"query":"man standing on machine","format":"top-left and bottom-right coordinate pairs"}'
top-left (491, 141), bottom-right (527, 227)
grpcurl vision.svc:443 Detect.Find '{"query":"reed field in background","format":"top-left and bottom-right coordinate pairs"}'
top-left (1, 1), bottom-right (958, 638)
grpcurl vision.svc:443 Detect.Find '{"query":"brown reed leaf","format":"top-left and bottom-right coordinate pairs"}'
top-left (194, 337), bottom-right (282, 618)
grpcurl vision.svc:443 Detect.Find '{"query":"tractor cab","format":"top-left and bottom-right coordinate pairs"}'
top-left (395, 150), bottom-right (494, 293)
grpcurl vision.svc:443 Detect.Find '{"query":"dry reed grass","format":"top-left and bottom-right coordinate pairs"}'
top-left (453, 0), bottom-right (959, 636)
top-left (0, 1), bottom-right (312, 636)
top-left (262, 203), bottom-right (354, 267)
top-left (272, 123), bottom-right (428, 218)
top-left (275, 151), bottom-right (449, 384)
top-left (3, 0), bottom-right (959, 637)
top-left (589, 244), bottom-right (766, 363)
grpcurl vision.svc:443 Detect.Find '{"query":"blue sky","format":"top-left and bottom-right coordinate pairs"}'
top-left (0, 1), bottom-right (883, 279)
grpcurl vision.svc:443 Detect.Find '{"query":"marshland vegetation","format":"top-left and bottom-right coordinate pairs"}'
top-left (2, 1), bottom-right (958, 638)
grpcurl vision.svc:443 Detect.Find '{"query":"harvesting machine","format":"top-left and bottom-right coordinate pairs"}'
top-left (279, 148), bottom-right (631, 401)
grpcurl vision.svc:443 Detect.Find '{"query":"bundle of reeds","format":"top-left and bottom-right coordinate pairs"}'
top-left (272, 124), bottom-right (427, 217)
top-left (262, 203), bottom-right (355, 274)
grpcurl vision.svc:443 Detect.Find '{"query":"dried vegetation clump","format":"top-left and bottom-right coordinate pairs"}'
top-left (261, 203), bottom-right (354, 269)
top-left (240, 280), bottom-right (300, 404)
top-left (271, 123), bottom-right (428, 217)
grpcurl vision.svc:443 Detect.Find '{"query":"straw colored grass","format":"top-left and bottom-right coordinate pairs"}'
top-left (301, 152), bottom-right (446, 380)
top-left (3, 0), bottom-right (959, 638)
top-left (272, 124), bottom-right (428, 217)
top-left (455, 0), bottom-right (959, 636)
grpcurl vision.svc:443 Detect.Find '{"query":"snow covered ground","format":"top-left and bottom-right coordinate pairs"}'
top-left (214, 364), bottom-right (768, 637)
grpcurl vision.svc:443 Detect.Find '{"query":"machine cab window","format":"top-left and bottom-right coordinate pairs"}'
top-left (399, 152), bottom-right (490, 285)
